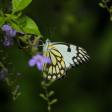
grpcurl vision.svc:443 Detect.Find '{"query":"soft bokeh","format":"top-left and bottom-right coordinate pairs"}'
top-left (0, 0), bottom-right (112, 112)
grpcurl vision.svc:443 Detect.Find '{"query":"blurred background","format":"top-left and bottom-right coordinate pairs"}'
top-left (0, 0), bottom-right (112, 112)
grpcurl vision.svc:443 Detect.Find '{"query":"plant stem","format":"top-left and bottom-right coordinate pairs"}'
top-left (41, 79), bottom-right (55, 112)
top-left (44, 84), bottom-right (51, 112)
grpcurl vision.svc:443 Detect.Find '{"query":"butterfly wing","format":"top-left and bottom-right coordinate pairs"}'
top-left (43, 44), bottom-right (66, 79)
top-left (43, 41), bottom-right (90, 80)
top-left (52, 43), bottom-right (90, 69)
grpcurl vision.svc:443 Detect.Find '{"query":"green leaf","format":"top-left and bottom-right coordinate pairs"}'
top-left (17, 16), bottom-right (41, 35)
top-left (12, 0), bottom-right (32, 13)
top-left (12, 92), bottom-right (21, 101)
top-left (98, 3), bottom-right (106, 8)
top-left (9, 21), bottom-right (22, 32)
top-left (5, 12), bottom-right (22, 20)
top-left (48, 91), bottom-right (54, 97)
top-left (0, 17), bottom-right (5, 27)
top-left (40, 93), bottom-right (47, 101)
top-left (50, 99), bottom-right (58, 105)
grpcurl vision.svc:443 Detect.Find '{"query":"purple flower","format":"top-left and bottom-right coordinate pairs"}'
top-left (1, 24), bottom-right (16, 47)
top-left (28, 54), bottom-right (51, 71)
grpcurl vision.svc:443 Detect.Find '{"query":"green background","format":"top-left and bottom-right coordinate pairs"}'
top-left (0, 0), bottom-right (112, 112)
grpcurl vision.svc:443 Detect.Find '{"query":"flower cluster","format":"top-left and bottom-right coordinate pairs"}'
top-left (28, 54), bottom-right (51, 71)
top-left (1, 24), bottom-right (16, 47)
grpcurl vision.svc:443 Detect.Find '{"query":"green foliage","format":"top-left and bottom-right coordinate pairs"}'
top-left (5, 77), bottom-right (21, 101)
top-left (40, 79), bottom-right (57, 112)
top-left (0, 0), bottom-right (41, 35)
top-left (48, 91), bottom-right (54, 97)
top-left (0, 16), bottom-right (5, 27)
top-left (0, 0), bottom-right (41, 102)
top-left (0, 1), bottom-right (57, 112)
top-left (9, 21), bottom-right (22, 31)
top-left (16, 16), bottom-right (41, 35)
top-left (12, 0), bottom-right (32, 13)
top-left (0, 48), bottom-right (21, 101)
top-left (0, 10), bottom-right (5, 26)
top-left (99, 0), bottom-right (112, 21)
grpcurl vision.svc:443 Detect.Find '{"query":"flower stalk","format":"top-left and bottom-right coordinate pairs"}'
top-left (40, 77), bottom-right (57, 112)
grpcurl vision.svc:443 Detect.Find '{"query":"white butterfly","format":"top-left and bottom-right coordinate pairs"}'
top-left (42, 39), bottom-right (90, 80)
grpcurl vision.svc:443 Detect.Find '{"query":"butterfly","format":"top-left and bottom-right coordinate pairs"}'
top-left (42, 39), bottom-right (90, 80)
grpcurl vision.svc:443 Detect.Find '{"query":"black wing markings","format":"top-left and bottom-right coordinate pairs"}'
top-left (72, 46), bottom-right (90, 66)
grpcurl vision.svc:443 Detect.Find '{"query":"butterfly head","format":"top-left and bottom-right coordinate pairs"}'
top-left (43, 39), bottom-right (51, 52)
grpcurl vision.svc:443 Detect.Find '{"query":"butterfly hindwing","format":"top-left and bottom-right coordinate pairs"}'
top-left (43, 45), bottom-right (66, 79)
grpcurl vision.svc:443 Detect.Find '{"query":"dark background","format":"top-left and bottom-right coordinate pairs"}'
top-left (0, 0), bottom-right (112, 112)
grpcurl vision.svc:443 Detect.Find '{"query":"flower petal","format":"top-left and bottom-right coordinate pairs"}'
top-left (2, 25), bottom-right (12, 31)
top-left (43, 57), bottom-right (51, 64)
top-left (2, 24), bottom-right (16, 47)
top-left (9, 30), bottom-right (16, 37)
top-left (28, 58), bottom-right (36, 67)
top-left (28, 54), bottom-right (51, 71)
top-left (36, 62), bottom-right (43, 71)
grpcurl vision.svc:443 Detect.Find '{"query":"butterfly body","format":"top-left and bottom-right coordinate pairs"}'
top-left (43, 39), bottom-right (90, 80)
